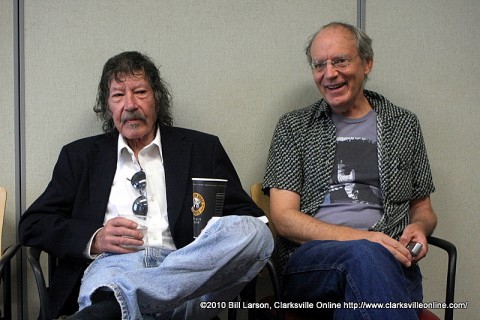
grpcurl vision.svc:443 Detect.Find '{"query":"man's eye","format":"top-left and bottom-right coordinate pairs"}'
top-left (333, 58), bottom-right (348, 64)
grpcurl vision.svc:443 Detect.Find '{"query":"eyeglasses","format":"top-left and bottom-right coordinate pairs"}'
top-left (129, 170), bottom-right (148, 216)
top-left (311, 55), bottom-right (358, 73)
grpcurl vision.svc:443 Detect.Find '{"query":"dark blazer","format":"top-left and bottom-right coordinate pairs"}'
top-left (19, 126), bottom-right (263, 317)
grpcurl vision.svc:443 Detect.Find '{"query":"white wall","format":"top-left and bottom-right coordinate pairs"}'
top-left (1, 0), bottom-right (17, 249)
top-left (2, 0), bottom-right (477, 319)
top-left (1, 1), bottom-right (20, 318)
top-left (22, 0), bottom-right (355, 204)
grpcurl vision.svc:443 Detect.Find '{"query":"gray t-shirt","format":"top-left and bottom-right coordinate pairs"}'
top-left (315, 110), bottom-right (383, 230)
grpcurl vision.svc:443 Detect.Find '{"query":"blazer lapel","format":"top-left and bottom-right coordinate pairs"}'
top-left (160, 127), bottom-right (192, 228)
top-left (89, 134), bottom-right (118, 224)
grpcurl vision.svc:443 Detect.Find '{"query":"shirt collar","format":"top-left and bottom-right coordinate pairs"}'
top-left (314, 99), bottom-right (331, 119)
top-left (117, 127), bottom-right (163, 164)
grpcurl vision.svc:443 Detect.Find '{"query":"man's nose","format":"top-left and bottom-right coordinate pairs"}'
top-left (124, 92), bottom-right (137, 110)
top-left (324, 63), bottom-right (338, 78)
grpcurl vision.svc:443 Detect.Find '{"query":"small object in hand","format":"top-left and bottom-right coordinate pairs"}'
top-left (407, 242), bottom-right (423, 257)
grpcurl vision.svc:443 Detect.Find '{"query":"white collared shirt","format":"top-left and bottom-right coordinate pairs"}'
top-left (104, 128), bottom-right (175, 250)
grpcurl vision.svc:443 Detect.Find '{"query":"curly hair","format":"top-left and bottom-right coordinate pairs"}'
top-left (93, 51), bottom-right (173, 133)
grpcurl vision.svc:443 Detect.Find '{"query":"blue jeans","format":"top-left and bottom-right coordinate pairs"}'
top-left (78, 216), bottom-right (273, 320)
top-left (283, 240), bottom-right (423, 320)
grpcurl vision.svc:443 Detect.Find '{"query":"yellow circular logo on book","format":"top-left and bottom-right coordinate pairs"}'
top-left (192, 192), bottom-right (205, 216)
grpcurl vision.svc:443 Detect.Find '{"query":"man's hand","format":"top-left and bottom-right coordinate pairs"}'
top-left (91, 217), bottom-right (145, 254)
top-left (398, 223), bottom-right (428, 264)
top-left (364, 231), bottom-right (415, 267)
top-left (397, 196), bottom-right (437, 264)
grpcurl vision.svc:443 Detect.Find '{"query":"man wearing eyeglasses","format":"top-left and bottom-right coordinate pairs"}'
top-left (19, 51), bottom-right (273, 320)
top-left (263, 22), bottom-right (437, 319)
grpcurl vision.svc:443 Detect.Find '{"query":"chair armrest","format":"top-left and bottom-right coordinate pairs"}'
top-left (427, 236), bottom-right (457, 320)
top-left (27, 246), bottom-right (53, 320)
top-left (265, 258), bottom-right (282, 303)
top-left (0, 244), bottom-right (21, 272)
top-left (264, 257), bottom-right (285, 320)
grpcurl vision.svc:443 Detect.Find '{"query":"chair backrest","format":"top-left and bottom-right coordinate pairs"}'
top-left (250, 183), bottom-right (269, 216)
top-left (250, 183), bottom-right (277, 236)
top-left (0, 186), bottom-right (6, 253)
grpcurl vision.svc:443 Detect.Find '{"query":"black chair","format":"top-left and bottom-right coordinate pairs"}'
top-left (27, 247), bottom-right (57, 320)
top-left (250, 183), bottom-right (458, 320)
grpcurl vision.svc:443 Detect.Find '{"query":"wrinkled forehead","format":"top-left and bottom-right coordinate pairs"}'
top-left (108, 71), bottom-right (151, 91)
top-left (108, 70), bottom-right (146, 86)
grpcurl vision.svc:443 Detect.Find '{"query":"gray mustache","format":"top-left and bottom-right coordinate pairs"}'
top-left (121, 111), bottom-right (147, 123)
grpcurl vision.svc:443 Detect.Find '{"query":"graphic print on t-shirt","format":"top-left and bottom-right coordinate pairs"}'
top-left (327, 136), bottom-right (383, 206)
